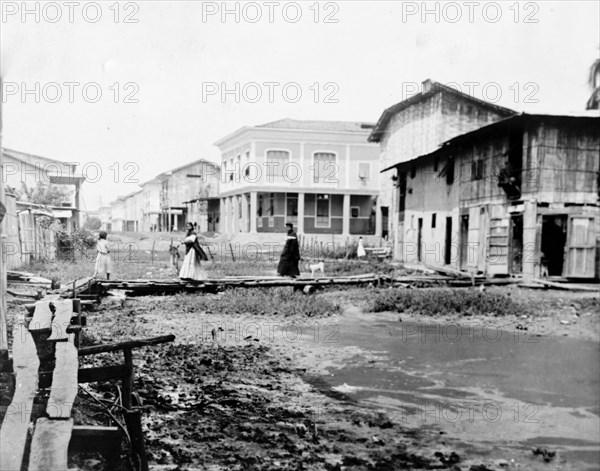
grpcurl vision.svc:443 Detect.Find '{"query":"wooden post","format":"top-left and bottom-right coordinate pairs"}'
top-left (151, 240), bottom-right (155, 263)
top-left (0, 75), bottom-right (8, 358)
top-left (122, 348), bottom-right (148, 471)
top-left (229, 243), bottom-right (235, 262)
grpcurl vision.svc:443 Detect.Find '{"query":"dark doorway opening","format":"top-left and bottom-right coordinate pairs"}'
top-left (510, 215), bottom-right (523, 274)
top-left (541, 215), bottom-right (567, 277)
top-left (381, 207), bottom-right (389, 239)
top-left (445, 216), bottom-right (453, 265)
top-left (417, 218), bottom-right (423, 262)
top-left (460, 215), bottom-right (469, 270)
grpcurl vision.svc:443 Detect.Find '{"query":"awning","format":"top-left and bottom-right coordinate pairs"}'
top-left (53, 209), bottom-right (73, 218)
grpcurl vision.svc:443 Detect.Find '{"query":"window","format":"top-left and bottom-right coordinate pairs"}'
top-left (351, 207), bottom-right (360, 218)
top-left (257, 195), bottom-right (263, 217)
top-left (432, 213), bottom-right (437, 228)
top-left (358, 163), bottom-right (370, 180)
top-left (269, 193), bottom-right (274, 216)
top-left (266, 150), bottom-right (289, 180)
top-left (286, 194), bottom-right (298, 223)
top-left (316, 194), bottom-right (330, 227)
top-left (313, 152), bottom-right (336, 183)
top-left (472, 160), bottom-right (484, 180)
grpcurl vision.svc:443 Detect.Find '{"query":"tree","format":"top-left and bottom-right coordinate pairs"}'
top-left (586, 58), bottom-right (600, 110)
top-left (84, 216), bottom-right (102, 230)
top-left (19, 181), bottom-right (71, 206)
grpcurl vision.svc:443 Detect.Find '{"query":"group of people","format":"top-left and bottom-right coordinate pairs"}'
top-left (92, 222), bottom-right (367, 281)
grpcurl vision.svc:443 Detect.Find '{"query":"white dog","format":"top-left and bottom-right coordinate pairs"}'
top-left (306, 261), bottom-right (325, 278)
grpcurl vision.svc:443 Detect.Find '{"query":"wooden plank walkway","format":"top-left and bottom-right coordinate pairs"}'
top-left (28, 420), bottom-right (73, 471)
top-left (0, 323), bottom-right (40, 471)
top-left (46, 339), bottom-right (78, 419)
top-left (48, 300), bottom-right (75, 342)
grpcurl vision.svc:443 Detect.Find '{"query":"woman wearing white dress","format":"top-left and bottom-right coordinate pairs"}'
top-left (357, 236), bottom-right (366, 259)
top-left (179, 223), bottom-right (208, 281)
top-left (93, 231), bottom-right (112, 279)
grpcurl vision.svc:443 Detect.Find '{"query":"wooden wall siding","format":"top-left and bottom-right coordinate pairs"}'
top-left (536, 123), bottom-right (600, 203)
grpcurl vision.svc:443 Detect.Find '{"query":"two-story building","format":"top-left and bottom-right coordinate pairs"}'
top-left (369, 79), bottom-right (516, 258)
top-left (214, 119), bottom-right (381, 243)
top-left (157, 159), bottom-right (220, 232)
top-left (139, 179), bottom-right (161, 231)
top-left (380, 112), bottom-right (599, 279)
top-left (1, 148), bottom-right (85, 228)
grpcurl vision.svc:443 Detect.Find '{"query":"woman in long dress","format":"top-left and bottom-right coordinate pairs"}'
top-left (93, 231), bottom-right (112, 280)
top-left (179, 223), bottom-right (208, 281)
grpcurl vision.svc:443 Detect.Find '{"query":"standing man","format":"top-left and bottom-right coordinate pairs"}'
top-left (277, 222), bottom-right (300, 278)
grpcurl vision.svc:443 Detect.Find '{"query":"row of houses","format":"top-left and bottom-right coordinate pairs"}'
top-left (4, 79), bottom-right (595, 279)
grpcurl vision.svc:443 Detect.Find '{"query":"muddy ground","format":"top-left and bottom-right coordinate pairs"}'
top-left (3, 284), bottom-right (598, 470)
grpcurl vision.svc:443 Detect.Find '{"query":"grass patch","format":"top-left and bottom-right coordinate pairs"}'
top-left (142, 288), bottom-right (343, 318)
top-left (368, 287), bottom-right (531, 317)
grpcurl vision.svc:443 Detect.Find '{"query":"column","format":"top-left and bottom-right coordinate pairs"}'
top-left (342, 193), bottom-right (350, 236)
top-left (241, 193), bottom-right (249, 232)
top-left (221, 198), bottom-right (227, 234)
top-left (297, 192), bottom-right (305, 234)
top-left (250, 192), bottom-right (257, 233)
top-left (233, 195), bottom-right (240, 232)
top-left (375, 196), bottom-right (382, 237)
top-left (522, 200), bottom-right (537, 280)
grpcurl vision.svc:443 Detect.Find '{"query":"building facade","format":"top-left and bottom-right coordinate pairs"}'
top-left (386, 113), bottom-right (599, 279)
top-left (214, 119), bottom-right (381, 243)
top-left (157, 159), bottom-right (220, 232)
top-left (369, 79), bottom-right (516, 258)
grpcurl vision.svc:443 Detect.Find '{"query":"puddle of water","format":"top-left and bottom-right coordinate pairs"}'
top-left (301, 316), bottom-right (600, 468)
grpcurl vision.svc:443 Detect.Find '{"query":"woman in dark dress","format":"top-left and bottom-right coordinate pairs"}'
top-left (277, 223), bottom-right (300, 278)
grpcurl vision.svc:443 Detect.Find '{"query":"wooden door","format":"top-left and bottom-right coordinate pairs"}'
top-left (565, 216), bottom-right (597, 278)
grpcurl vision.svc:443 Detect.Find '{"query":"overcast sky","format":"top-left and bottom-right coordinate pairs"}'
top-left (1, 1), bottom-right (599, 210)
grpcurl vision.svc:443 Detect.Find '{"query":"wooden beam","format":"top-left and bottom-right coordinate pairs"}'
top-left (77, 335), bottom-right (175, 356)
top-left (68, 426), bottom-right (120, 454)
top-left (0, 324), bottom-right (40, 471)
top-left (46, 341), bottom-right (78, 419)
top-left (48, 299), bottom-right (75, 341)
top-left (28, 300), bottom-right (53, 331)
top-left (77, 364), bottom-right (129, 383)
top-left (28, 419), bottom-right (73, 471)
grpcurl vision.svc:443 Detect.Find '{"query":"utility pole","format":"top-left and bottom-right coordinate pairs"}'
top-left (0, 75), bottom-right (9, 358)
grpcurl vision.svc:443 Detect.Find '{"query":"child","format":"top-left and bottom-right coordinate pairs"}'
top-left (93, 231), bottom-right (112, 280)
top-left (357, 236), bottom-right (366, 259)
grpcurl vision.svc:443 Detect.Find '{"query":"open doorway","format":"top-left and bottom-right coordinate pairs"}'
top-left (444, 216), bottom-right (453, 265)
top-left (460, 215), bottom-right (469, 270)
top-left (417, 218), bottom-right (423, 261)
top-left (541, 215), bottom-right (567, 277)
top-left (381, 206), bottom-right (389, 239)
top-left (509, 215), bottom-right (523, 274)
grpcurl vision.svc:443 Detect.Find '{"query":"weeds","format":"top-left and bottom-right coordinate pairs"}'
top-left (143, 288), bottom-right (342, 318)
top-left (368, 288), bottom-right (531, 317)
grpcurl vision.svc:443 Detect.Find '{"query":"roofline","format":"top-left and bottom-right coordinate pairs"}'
top-left (368, 80), bottom-right (517, 143)
top-left (214, 122), bottom-right (375, 148)
top-left (2, 147), bottom-right (78, 167)
top-left (152, 158), bottom-right (220, 180)
top-left (379, 112), bottom-right (600, 172)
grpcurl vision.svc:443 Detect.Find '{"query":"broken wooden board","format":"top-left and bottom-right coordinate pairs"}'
top-left (530, 278), bottom-right (599, 292)
top-left (0, 323), bottom-right (40, 471)
top-left (28, 419), bottom-right (73, 471)
top-left (46, 340), bottom-right (78, 419)
top-left (28, 300), bottom-right (53, 331)
top-left (48, 300), bottom-right (75, 341)
top-left (56, 277), bottom-right (95, 298)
